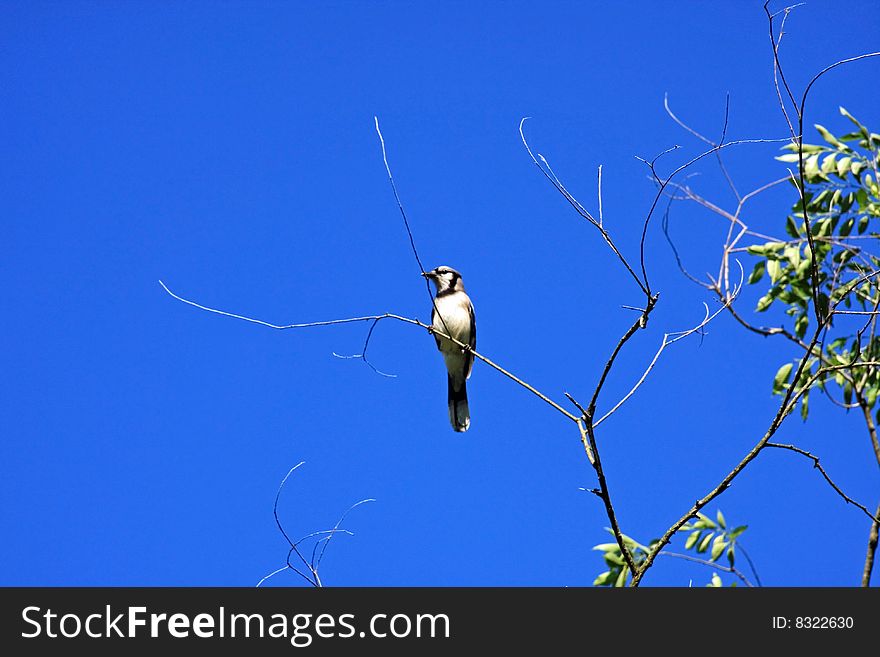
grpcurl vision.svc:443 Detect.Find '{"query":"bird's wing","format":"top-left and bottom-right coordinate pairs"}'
top-left (431, 305), bottom-right (443, 350)
top-left (465, 301), bottom-right (475, 379)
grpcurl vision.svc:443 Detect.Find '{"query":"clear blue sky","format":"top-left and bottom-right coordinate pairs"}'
top-left (2, 1), bottom-right (878, 586)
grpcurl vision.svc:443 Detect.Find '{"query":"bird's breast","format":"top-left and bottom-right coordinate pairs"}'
top-left (432, 294), bottom-right (472, 347)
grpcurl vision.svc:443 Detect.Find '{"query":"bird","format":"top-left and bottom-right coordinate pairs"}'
top-left (422, 266), bottom-right (476, 432)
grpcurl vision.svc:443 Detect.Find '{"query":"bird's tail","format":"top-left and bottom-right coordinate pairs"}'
top-left (448, 375), bottom-right (470, 432)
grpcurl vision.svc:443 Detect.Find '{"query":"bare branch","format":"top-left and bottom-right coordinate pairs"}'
top-left (661, 197), bottom-right (714, 290)
top-left (160, 281), bottom-right (580, 423)
top-left (630, 318), bottom-right (828, 586)
top-left (269, 462), bottom-right (320, 587)
top-left (566, 291), bottom-right (661, 576)
top-left (332, 318), bottom-right (398, 378)
top-left (764, 1), bottom-right (801, 140)
top-left (255, 566), bottom-right (291, 588)
top-left (636, 135), bottom-right (791, 296)
top-left (856, 392), bottom-right (880, 470)
top-left (658, 551), bottom-right (754, 587)
top-left (765, 442), bottom-right (880, 524)
top-left (159, 280), bottom-right (386, 331)
top-left (374, 117), bottom-right (453, 340)
top-left (519, 118), bottom-right (649, 297)
top-left (314, 498), bottom-right (376, 573)
top-left (259, 462), bottom-right (374, 588)
top-left (738, 543), bottom-right (764, 587)
top-left (594, 267), bottom-right (743, 429)
top-left (664, 92), bottom-right (740, 201)
top-left (863, 501), bottom-right (880, 587)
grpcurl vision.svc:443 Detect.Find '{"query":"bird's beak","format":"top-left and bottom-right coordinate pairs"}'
top-left (421, 271), bottom-right (433, 279)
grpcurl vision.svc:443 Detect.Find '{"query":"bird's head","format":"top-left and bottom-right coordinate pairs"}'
top-left (422, 266), bottom-right (464, 293)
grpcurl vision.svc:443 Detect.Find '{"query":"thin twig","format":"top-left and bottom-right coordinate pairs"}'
top-left (314, 498), bottom-right (376, 574)
top-left (664, 92), bottom-right (740, 201)
top-left (374, 117), bottom-right (453, 340)
top-left (270, 462), bottom-right (319, 587)
top-left (765, 442), bottom-right (880, 524)
top-left (737, 543), bottom-right (763, 587)
top-left (160, 281), bottom-right (579, 422)
top-left (661, 196), bottom-right (714, 289)
top-left (160, 280), bottom-right (384, 331)
top-left (519, 117), bottom-right (649, 297)
top-left (594, 278), bottom-right (742, 429)
top-left (636, 135), bottom-right (792, 296)
top-left (332, 317), bottom-right (398, 377)
top-left (260, 462), bottom-right (374, 588)
top-left (658, 551), bottom-right (754, 587)
top-left (765, 1), bottom-right (801, 140)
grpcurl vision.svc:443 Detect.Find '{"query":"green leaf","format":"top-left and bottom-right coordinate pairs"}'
top-left (767, 259), bottom-right (781, 283)
top-left (840, 106), bottom-right (870, 139)
top-left (593, 570), bottom-right (615, 586)
top-left (814, 217), bottom-right (833, 237)
top-left (727, 544), bottom-right (736, 567)
top-left (775, 153), bottom-right (801, 163)
top-left (815, 124), bottom-right (842, 148)
top-left (830, 189), bottom-right (842, 209)
top-left (716, 509), bottom-right (726, 529)
top-left (617, 532), bottom-right (641, 550)
top-left (858, 215), bottom-right (870, 235)
top-left (774, 363), bottom-right (794, 393)
top-left (804, 153), bottom-right (821, 179)
top-left (708, 573), bottom-right (722, 588)
top-left (615, 566), bottom-right (628, 588)
top-left (728, 525), bottom-right (748, 539)
top-left (747, 241), bottom-right (786, 256)
top-left (697, 533), bottom-right (714, 554)
top-left (801, 390), bottom-right (809, 421)
top-left (756, 294), bottom-right (773, 312)
top-left (710, 535), bottom-right (727, 562)
top-left (795, 313), bottom-right (809, 339)
top-left (748, 261), bottom-right (765, 284)
top-left (820, 153), bottom-right (837, 174)
top-left (852, 160), bottom-right (865, 178)
top-left (840, 216), bottom-right (855, 237)
top-left (593, 543), bottom-right (620, 552)
top-left (604, 551), bottom-right (624, 567)
top-left (695, 512), bottom-right (716, 529)
top-left (836, 156), bottom-right (852, 178)
top-left (685, 530), bottom-right (702, 550)
top-left (785, 215), bottom-right (800, 238)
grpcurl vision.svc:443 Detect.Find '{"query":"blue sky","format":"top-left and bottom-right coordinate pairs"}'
top-left (2, 1), bottom-right (879, 586)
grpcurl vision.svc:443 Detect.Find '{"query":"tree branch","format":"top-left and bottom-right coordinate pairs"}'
top-left (658, 551), bottom-right (754, 587)
top-left (519, 118), bottom-right (649, 297)
top-left (159, 281), bottom-right (580, 423)
top-left (630, 321), bottom-right (826, 586)
top-left (765, 442), bottom-right (880, 524)
top-left (863, 501), bottom-right (880, 587)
